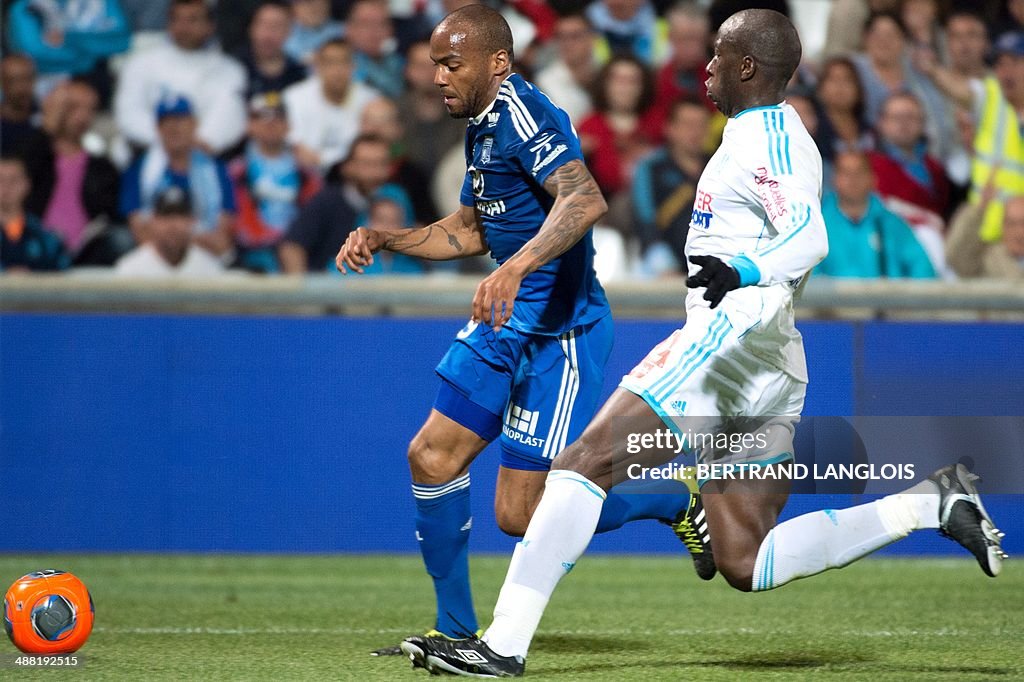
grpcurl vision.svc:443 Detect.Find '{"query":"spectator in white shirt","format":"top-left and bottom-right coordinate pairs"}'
top-left (283, 38), bottom-right (381, 172)
top-left (114, 0), bottom-right (247, 155)
top-left (535, 13), bottom-right (598, 125)
top-left (115, 185), bottom-right (225, 277)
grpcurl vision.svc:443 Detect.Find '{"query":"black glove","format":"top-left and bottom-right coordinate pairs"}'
top-left (686, 255), bottom-right (740, 309)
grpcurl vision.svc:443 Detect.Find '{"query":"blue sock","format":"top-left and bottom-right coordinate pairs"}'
top-left (412, 474), bottom-right (478, 637)
top-left (595, 480), bottom-right (690, 533)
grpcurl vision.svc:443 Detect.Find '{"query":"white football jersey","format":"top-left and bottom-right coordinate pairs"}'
top-left (685, 102), bottom-right (828, 382)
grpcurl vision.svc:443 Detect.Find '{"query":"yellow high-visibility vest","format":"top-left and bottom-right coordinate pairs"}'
top-left (970, 76), bottom-right (1024, 242)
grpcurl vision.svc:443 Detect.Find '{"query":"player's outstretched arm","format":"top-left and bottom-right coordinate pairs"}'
top-left (470, 159), bottom-right (607, 330)
top-left (334, 204), bottom-right (487, 274)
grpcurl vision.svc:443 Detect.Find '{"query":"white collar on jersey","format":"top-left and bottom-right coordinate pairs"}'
top-left (469, 75), bottom-right (513, 126)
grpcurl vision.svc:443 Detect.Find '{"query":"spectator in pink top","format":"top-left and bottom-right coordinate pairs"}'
top-left (29, 78), bottom-right (119, 255)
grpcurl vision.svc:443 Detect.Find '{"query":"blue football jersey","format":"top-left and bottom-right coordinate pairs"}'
top-left (459, 74), bottom-right (610, 336)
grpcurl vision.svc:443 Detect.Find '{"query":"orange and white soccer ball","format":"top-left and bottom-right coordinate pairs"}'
top-left (4, 570), bottom-right (94, 653)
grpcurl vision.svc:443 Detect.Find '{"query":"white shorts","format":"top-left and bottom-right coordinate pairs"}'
top-left (619, 306), bottom-right (805, 472)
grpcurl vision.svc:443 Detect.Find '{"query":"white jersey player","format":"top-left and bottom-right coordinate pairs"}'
top-left (403, 10), bottom-right (1006, 677)
top-left (619, 100), bottom-right (827, 476)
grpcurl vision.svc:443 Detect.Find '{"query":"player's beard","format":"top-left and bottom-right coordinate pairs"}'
top-left (706, 76), bottom-right (727, 116)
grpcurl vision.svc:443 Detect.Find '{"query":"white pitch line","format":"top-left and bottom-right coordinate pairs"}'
top-left (94, 626), bottom-right (993, 638)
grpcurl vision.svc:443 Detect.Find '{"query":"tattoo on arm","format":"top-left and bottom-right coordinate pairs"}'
top-left (505, 160), bottom-right (604, 273)
top-left (385, 224), bottom-right (465, 254)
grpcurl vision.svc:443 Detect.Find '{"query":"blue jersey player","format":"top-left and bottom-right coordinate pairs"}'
top-left (336, 4), bottom-right (711, 655)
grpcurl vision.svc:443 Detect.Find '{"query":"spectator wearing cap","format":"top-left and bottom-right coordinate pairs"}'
top-left (345, 0), bottom-right (404, 99)
top-left (283, 0), bottom-right (342, 66)
top-left (114, 185), bottom-right (225, 276)
top-left (239, 1), bottom-right (308, 100)
top-left (119, 95), bottom-right (236, 257)
top-left (816, 151), bottom-right (935, 279)
top-left (915, 30), bottom-right (1024, 244)
top-left (283, 38), bottom-right (382, 172)
top-left (114, 0), bottom-right (247, 155)
top-left (229, 92), bottom-right (319, 272)
top-left (6, 0), bottom-right (130, 101)
top-left (0, 152), bottom-right (70, 272)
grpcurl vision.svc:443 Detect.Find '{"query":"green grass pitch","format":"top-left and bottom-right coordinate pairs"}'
top-left (1, 554), bottom-right (1021, 680)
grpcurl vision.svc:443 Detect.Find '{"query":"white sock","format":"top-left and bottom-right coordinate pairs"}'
top-left (751, 480), bottom-right (940, 591)
top-left (482, 470), bottom-right (606, 658)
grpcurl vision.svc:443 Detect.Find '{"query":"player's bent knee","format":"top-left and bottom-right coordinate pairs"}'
top-left (494, 506), bottom-right (530, 537)
top-left (715, 552), bottom-right (757, 592)
top-left (407, 433), bottom-right (463, 484)
top-left (552, 438), bottom-right (611, 483)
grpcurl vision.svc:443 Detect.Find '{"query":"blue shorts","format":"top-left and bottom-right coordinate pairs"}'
top-left (434, 314), bottom-right (613, 471)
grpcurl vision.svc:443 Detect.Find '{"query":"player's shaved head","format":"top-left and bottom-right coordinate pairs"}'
top-left (436, 4), bottom-right (514, 63)
top-left (719, 9), bottom-right (801, 91)
top-left (429, 4), bottom-right (514, 118)
top-left (706, 9), bottom-right (802, 116)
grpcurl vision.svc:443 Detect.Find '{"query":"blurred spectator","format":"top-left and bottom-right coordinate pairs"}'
top-left (283, 0), bottom-right (342, 66)
top-left (397, 39), bottom-right (465, 173)
top-left (915, 30), bottom-right (1024, 244)
top-left (279, 134), bottom-right (416, 273)
top-left (346, 0), bottom-right (404, 99)
top-left (816, 151), bottom-right (936, 279)
top-left (851, 12), bottom-right (955, 161)
top-left (214, 0), bottom-right (265, 56)
top-left (356, 195), bottom-right (425, 274)
top-left (994, 0), bottom-right (1024, 36)
top-left (115, 185), bottom-right (225, 276)
top-left (586, 0), bottom-right (659, 63)
top-left (786, 91), bottom-right (818, 134)
top-left (578, 54), bottom-right (660, 198)
top-left (823, 0), bottom-right (899, 60)
top-left (869, 92), bottom-right (950, 219)
top-left (814, 58), bottom-right (873, 170)
top-left (534, 12), bottom-right (598, 124)
top-left (29, 79), bottom-right (120, 254)
top-left (358, 96), bottom-right (437, 224)
top-left (939, 9), bottom-right (990, 200)
top-left (6, 0), bottom-right (130, 102)
top-left (652, 2), bottom-right (714, 121)
top-left (114, 0), bottom-right (247, 155)
top-left (1, 53), bottom-right (41, 152)
top-left (0, 152), bottom-right (70, 272)
top-left (119, 0), bottom-right (170, 33)
top-left (630, 98), bottom-right (709, 277)
top-left (119, 95), bottom-right (235, 257)
top-left (283, 38), bottom-right (382, 172)
top-left (944, 9), bottom-right (990, 80)
top-left (901, 0), bottom-right (943, 50)
top-left (230, 92), bottom-right (320, 273)
top-left (240, 0), bottom-right (308, 100)
top-left (947, 194), bottom-right (1024, 279)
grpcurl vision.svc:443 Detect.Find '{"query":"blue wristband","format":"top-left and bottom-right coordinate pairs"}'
top-left (729, 254), bottom-right (761, 287)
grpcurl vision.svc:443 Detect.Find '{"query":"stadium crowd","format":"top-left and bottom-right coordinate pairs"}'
top-left (1, 0), bottom-right (1022, 281)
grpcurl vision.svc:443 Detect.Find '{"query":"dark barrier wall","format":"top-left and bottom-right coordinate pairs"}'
top-left (1, 314), bottom-right (1021, 556)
